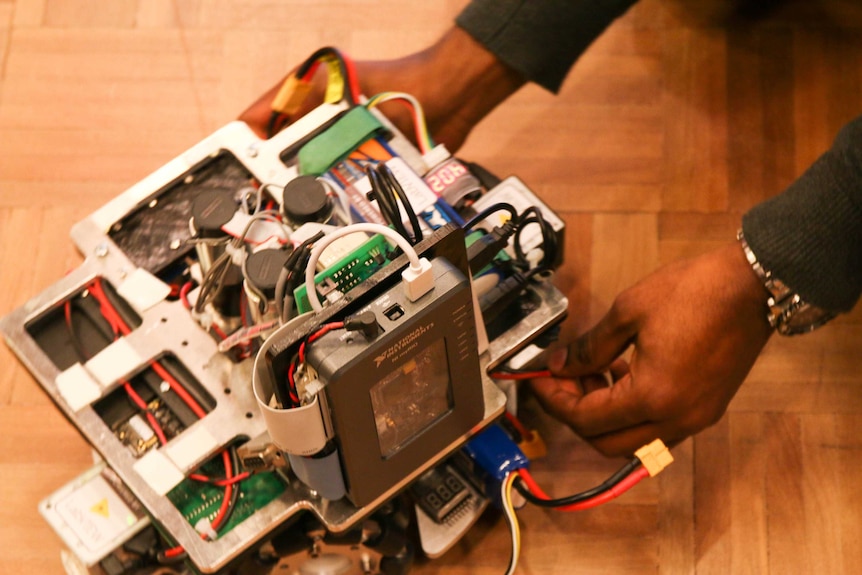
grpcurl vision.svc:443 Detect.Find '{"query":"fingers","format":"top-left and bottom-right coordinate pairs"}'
top-left (586, 422), bottom-right (668, 457)
top-left (529, 372), bottom-right (648, 438)
top-left (530, 374), bottom-right (691, 456)
top-left (549, 297), bottom-right (640, 378)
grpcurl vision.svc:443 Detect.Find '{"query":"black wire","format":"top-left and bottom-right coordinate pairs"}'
top-left (194, 254), bottom-right (233, 314)
top-left (267, 47), bottom-right (356, 139)
top-left (366, 166), bottom-right (412, 242)
top-left (514, 206), bottom-right (558, 269)
top-left (378, 163), bottom-right (423, 244)
top-left (266, 112), bottom-right (282, 139)
top-left (156, 549), bottom-right (188, 565)
top-left (64, 300), bottom-right (92, 362)
top-left (217, 446), bottom-right (242, 531)
top-left (283, 230), bottom-right (324, 297)
top-left (514, 458), bottom-right (642, 508)
top-left (295, 47), bottom-right (356, 106)
top-left (463, 202), bottom-right (519, 231)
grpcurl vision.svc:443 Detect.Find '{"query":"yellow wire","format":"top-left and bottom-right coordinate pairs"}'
top-left (502, 472), bottom-right (521, 575)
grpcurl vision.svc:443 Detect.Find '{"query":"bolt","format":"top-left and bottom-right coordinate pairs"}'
top-left (247, 143), bottom-right (259, 158)
top-left (94, 242), bottom-right (109, 258)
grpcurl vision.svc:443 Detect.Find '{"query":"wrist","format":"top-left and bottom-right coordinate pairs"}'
top-left (363, 27), bottom-right (525, 149)
top-left (736, 230), bottom-right (835, 335)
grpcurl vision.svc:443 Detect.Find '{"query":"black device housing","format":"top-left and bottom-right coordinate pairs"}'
top-left (307, 257), bottom-right (483, 506)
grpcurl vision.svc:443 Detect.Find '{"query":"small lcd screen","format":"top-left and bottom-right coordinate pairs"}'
top-left (369, 338), bottom-right (453, 458)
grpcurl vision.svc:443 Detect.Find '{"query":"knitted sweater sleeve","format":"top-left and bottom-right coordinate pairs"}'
top-left (742, 115), bottom-right (862, 313)
top-left (455, 0), bottom-right (638, 93)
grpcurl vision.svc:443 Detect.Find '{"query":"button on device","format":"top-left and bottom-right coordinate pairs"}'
top-left (383, 304), bottom-right (404, 321)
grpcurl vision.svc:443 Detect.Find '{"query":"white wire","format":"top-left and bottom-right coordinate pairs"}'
top-left (502, 472), bottom-right (521, 575)
top-left (304, 223), bottom-right (422, 312)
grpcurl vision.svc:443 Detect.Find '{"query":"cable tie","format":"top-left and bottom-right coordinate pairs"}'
top-left (191, 309), bottom-right (214, 330)
top-left (225, 244), bottom-right (247, 266)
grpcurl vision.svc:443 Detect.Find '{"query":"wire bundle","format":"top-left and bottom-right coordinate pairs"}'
top-left (464, 202), bottom-right (559, 272)
top-left (366, 163), bottom-right (423, 245)
top-left (267, 47), bottom-right (361, 138)
top-left (282, 321), bottom-right (345, 407)
top-left (63, 278), bottom-right (250, 562)
top-left (501, 472), bottom-right (521, 575)
top-left (365, 91), bottom-right (435, 154)
top-left (274, 231), bottom-right (326, 324)
top-left (194, 210), bottom-right (284, 315)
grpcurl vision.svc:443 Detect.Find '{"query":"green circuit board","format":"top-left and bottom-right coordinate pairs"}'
top-left (293, 233), bottom-right (390, 313)
top-left (166, 457), bottom-right (286, 538)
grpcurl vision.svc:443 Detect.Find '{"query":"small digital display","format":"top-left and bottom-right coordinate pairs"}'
top-left (369, 338), bottom-right (452, 458)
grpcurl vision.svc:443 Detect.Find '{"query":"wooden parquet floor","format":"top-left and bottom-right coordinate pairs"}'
top-left (1, 1), bottom-right (861, 573)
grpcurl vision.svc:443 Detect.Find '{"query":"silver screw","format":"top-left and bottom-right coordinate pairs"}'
top-left (94, 242), bottom-right (109, 258)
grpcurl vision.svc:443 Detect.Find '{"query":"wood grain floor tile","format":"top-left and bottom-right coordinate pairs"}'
top-left (1, 2), bottom-right (860, 574)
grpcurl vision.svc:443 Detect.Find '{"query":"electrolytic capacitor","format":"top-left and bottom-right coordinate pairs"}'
top-left (281, 176), bottom-right (333, 228)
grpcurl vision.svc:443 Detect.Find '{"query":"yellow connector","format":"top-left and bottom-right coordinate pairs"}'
top-left (517, 429), bottom-right (548, 461)
top-left (634, 439), bottom-right (673, 477)
top-left (271, 76), bottom-right (314, 116)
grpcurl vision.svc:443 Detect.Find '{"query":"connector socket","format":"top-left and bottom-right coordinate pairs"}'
top-left (272, 76), bottom-right (313, 116)
top-left (635, 439), bottom-right (673, 477)
top-left (401, 257), bottom-right (434, 301)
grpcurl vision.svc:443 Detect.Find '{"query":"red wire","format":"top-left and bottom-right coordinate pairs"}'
top-left (163, 545), bottom-right (185, 558)
top-left (150, 361), bottom-right (207, 420)
top-left (298, 322), bottom-right (344, 363)
top-left (556, 468), bottom-right (649, 511)
top-left (209, 450), bottom-right (234, 531)
top-left (159, 450), bottom-right (236, 559)
top-left (300, 60), bottom-right (322, 82)
top-left (64, 299), bottom-right (73, 330)
top-left (122, 381), bottom-right (169, 446)
top-left (504, 411), bottom-right (534, 442)
top-left (299, 51), bottom-right (360, 103)
top-left (489, 370), bottom-right (552, 380)
top-left (516, 467), bottom-right (650, 512)
top-left (210, 323), bottom-right (229, 341)
top-left (179, 281), bottom-right (193, 310)
top-left (188, 471), bottom-right (250, 486)
top-left (145, 412), bottom-right (169, 446)
top-left (72, 281), bottom-right (171, 445)
top-left (287, 356), bottom-right (300, 406)
top-left (341, 51), bottom-right (361, 103)
top-left (516, 468), bottom-right (548, 498)
top-left (86, 277), bottom-right (234, 554)
top-left (86, 278), bottom-right (208, 420)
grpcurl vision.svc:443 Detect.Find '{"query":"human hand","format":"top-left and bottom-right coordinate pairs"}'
top-left (530, 242), bottom-right (774, 456)
top-left (237, 27), bottom-right (524, 152)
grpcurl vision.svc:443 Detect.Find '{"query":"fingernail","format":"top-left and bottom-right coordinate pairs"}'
top-left (547, 346), bottom-right (568, 372)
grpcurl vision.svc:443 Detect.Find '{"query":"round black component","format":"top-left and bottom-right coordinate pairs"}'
top-left (282, 176), bottom-right (331, 226)
top-left (245, 248), bottom-right (291, 297)
top-left (191, 190), bottom-right (236, 237)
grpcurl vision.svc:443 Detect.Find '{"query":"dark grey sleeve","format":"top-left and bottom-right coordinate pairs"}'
top-left (455, 0), bottom-right (638, 93)
top-left (742, 115), bottom-right (862, 313)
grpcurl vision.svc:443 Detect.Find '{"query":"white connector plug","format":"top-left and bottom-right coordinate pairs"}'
top-left (195, 517), bottom-right (218, 541)
top-left (421, 144), bottom-right (451, 172)
top-left (401, 257), bottom-right (434, 301)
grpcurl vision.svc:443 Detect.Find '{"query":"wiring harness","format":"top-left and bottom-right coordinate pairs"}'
top-left (494, 411), bottom-right (673, 575)
top-left (63, 279), bottom-right (254, 562)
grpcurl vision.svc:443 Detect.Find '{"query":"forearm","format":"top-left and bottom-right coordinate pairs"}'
top-left (742, 115), bottom-right (862, 313)
top-left (456, 0), bottom-right (639, 93)
top-left (237, 27), bottom-right (524, 149)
